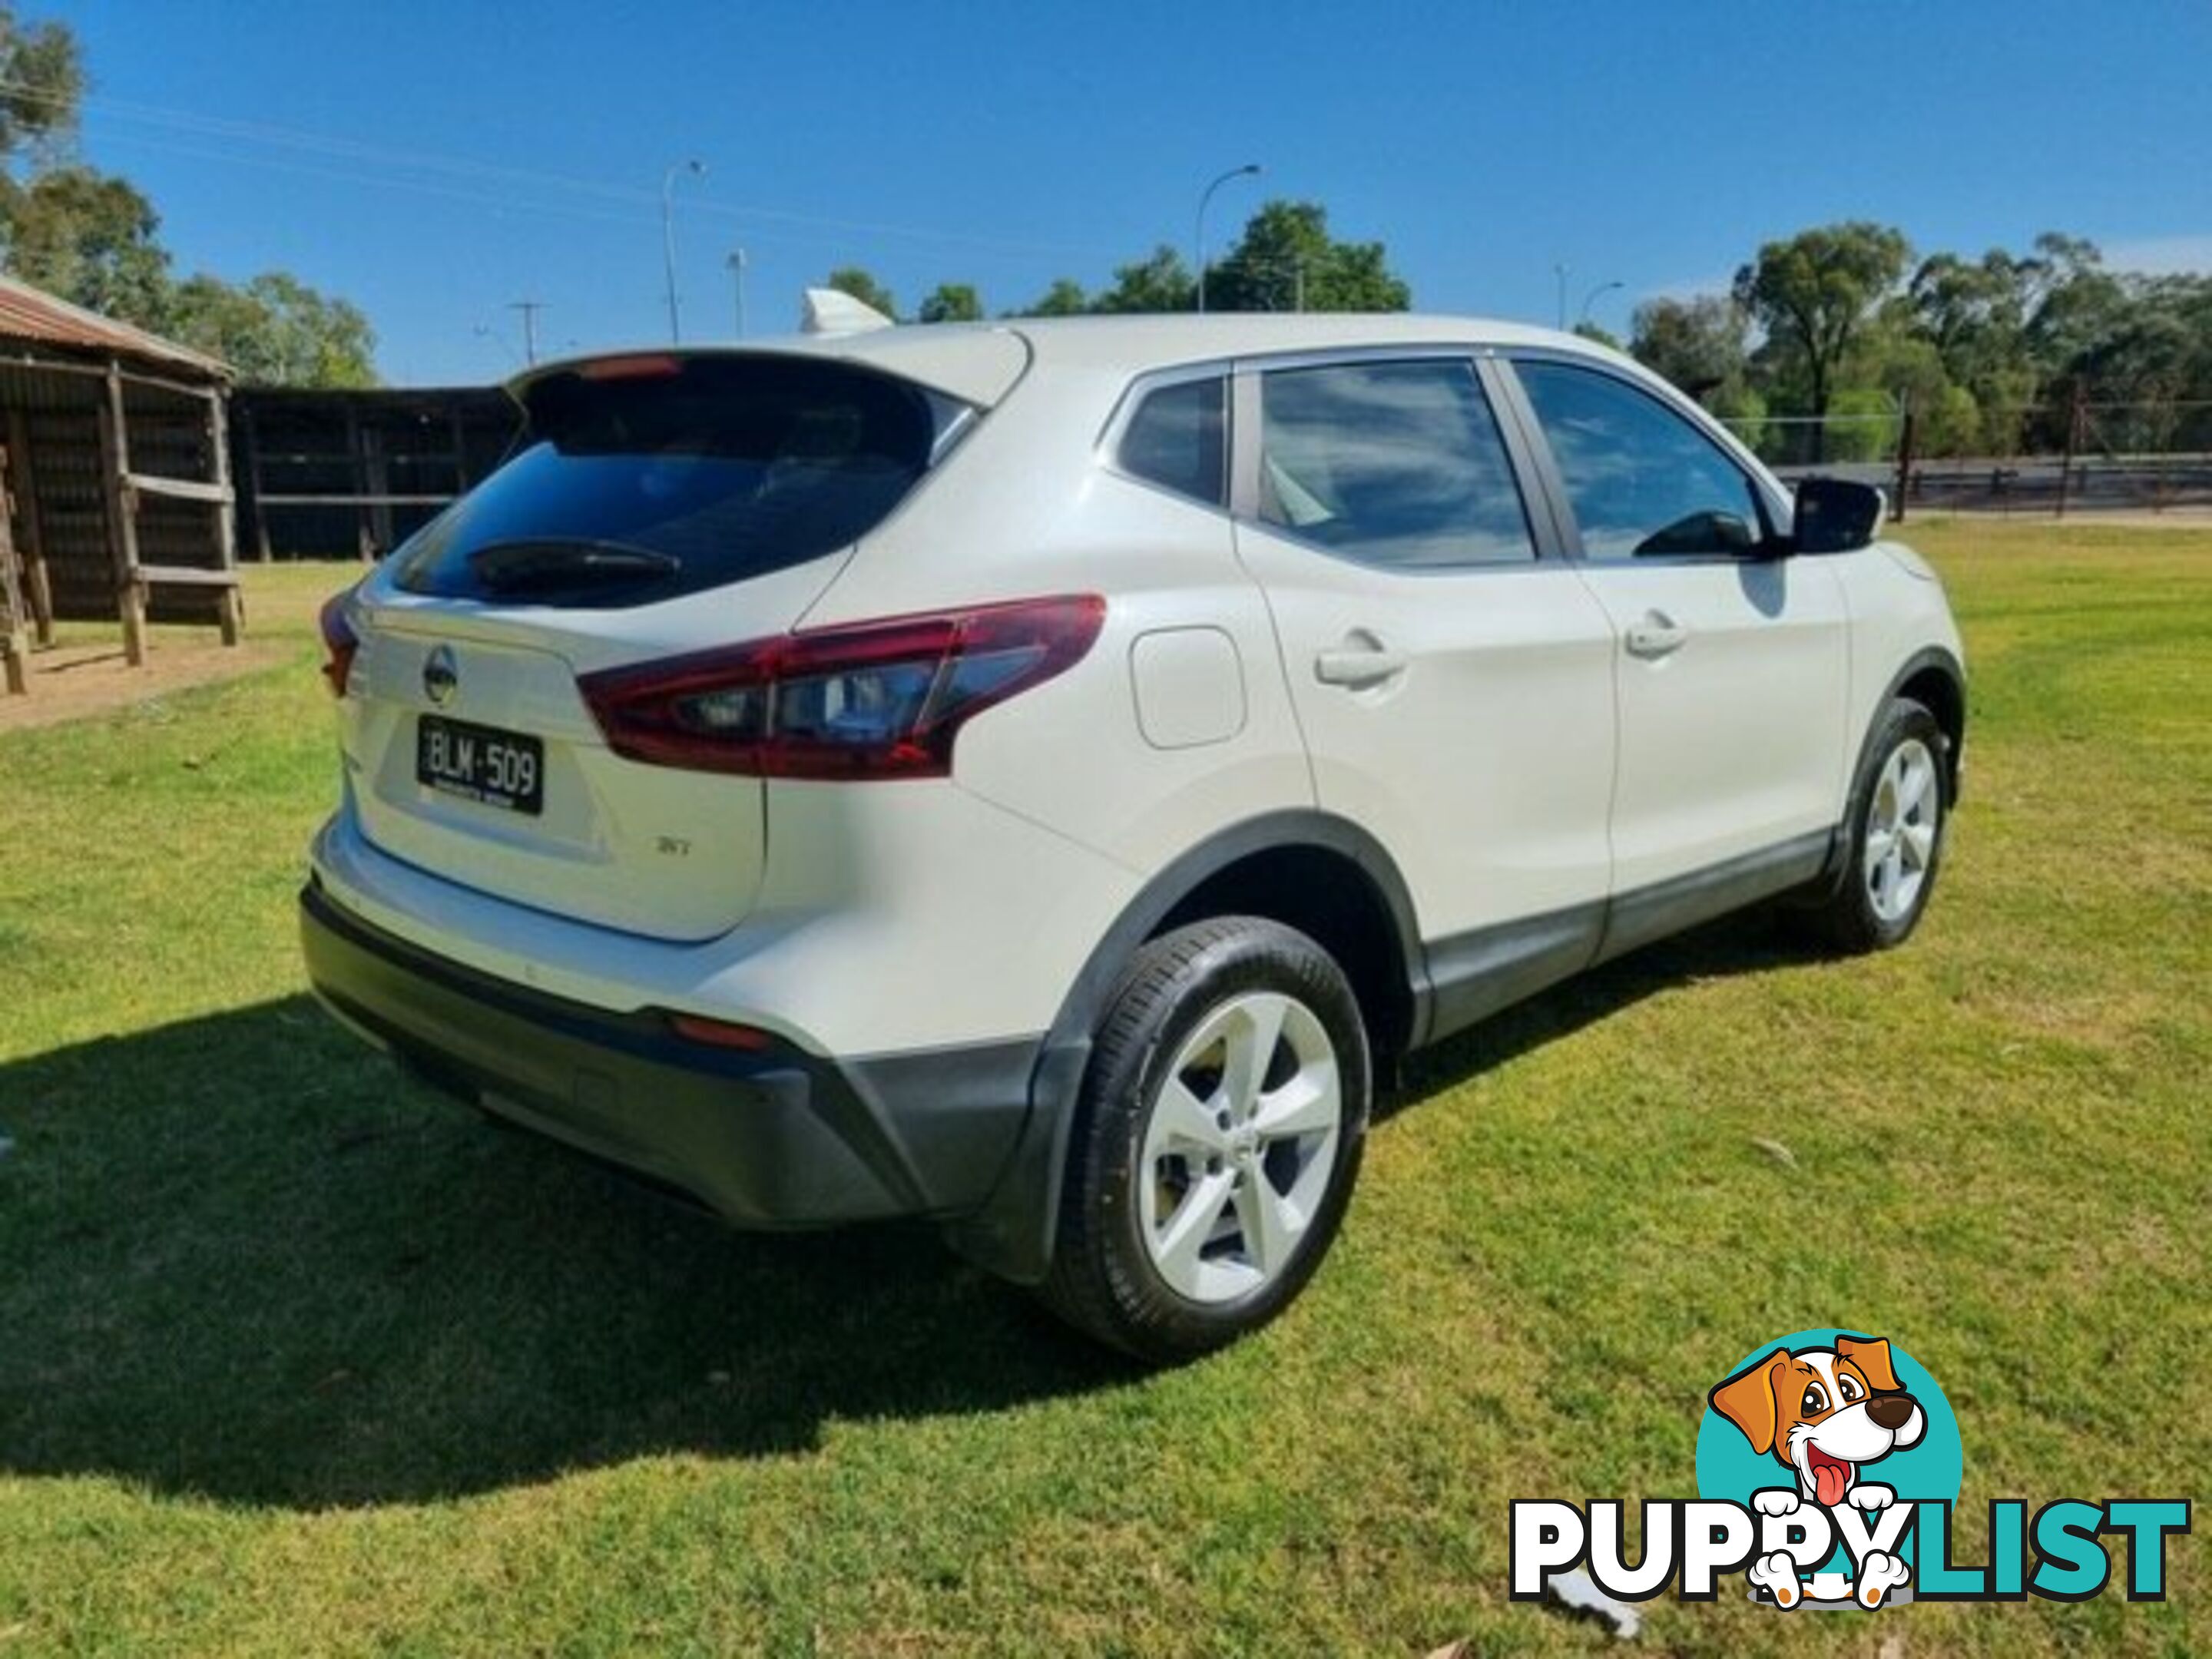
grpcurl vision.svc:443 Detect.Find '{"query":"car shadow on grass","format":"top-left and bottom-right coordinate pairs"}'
top-left (0, 995), bottom-right (1125, 1510)
top-left (1382, 906), bottom-right (1828, 1116)
top-left (0, 912), bottom-right (1819, 1512)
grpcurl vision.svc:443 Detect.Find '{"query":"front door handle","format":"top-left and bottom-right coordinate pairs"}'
top-left (1314, 642), bottom-right (1407, 687)
top-left (1624, 611), bottom-right (1688, 660)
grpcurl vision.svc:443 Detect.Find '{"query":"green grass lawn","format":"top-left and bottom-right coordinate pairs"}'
top-left (0, 523), bottom-right (2205, 1655)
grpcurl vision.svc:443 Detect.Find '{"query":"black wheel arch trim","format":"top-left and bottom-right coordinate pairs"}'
top-left (1814, 644), bottom-right (1967, 894)
top-left (1884, 644), bottom-right (1968, 795)
top-left (944, 810), bottom-right (1427, 1284)
top-left (1036, 810), bottom-right (1429, 1059)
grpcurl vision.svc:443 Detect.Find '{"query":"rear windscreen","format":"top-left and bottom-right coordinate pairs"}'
top-left (392, 356), bottom-right (966, 607)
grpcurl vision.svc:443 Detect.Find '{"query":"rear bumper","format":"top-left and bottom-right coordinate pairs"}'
top-left (299, 878), bottom-right (1040, 1229)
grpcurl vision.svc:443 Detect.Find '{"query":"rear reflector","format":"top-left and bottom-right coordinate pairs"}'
top-left (319, 590), bottom-right (359, 697)
top-left (578, 594), bottom-right (1105, 780)
top-left (667, 1013), bottom-right (776, 1051)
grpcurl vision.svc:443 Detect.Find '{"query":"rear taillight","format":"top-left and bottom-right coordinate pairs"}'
top-left (319, 591), bottom-right (359, 697)
top-left (578, 594), bottom-right (1105, 780)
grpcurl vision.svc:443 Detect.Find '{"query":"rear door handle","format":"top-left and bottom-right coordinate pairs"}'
top-left (1314, 644), bottom-right (1407, 687)
top-left (1624, 611), bottom-right (1688, 660)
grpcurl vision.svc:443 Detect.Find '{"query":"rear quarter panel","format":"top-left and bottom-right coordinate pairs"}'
top-left (807, 364), bottom-right (1316, 878)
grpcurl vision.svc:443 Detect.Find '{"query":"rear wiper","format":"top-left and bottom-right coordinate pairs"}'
top-left (467, 539), bottom-right (681, 594)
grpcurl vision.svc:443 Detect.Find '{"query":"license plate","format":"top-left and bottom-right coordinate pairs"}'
top-left (416, 715), bottom-right (544, 815)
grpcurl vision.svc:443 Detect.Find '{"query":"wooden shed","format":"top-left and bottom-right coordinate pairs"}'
top-left (0, 275), bottom-right (238, 695)
top-left (233, 386), bottom-right (517, 564)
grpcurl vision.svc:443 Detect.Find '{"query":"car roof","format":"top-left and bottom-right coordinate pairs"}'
top-left (516, 313), bottom-right (1621, 411)
top-left (1002, 311), bottom-right (1574, 369)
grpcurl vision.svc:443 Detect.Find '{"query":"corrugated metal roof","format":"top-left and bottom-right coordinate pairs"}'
top-left (0, 273), bottom-right (230, 380)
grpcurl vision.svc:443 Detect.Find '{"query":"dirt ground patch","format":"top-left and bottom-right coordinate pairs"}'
top-left (0, 634), bottom-right (287, 733)
top-left (0, 561), bottom-right (341, 733)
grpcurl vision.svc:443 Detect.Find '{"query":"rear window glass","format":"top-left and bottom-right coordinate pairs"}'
top-left (392, 356), bottom-right (966, 606)
top-left (1118, 376), bottom-right (1227, 507)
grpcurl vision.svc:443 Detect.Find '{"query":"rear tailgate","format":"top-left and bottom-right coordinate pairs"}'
top-left (343, 571), bottom-right (843, 942)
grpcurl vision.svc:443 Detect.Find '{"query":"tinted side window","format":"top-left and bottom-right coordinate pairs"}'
top-left (1118, 376), bottom-right (1227, 507)
top-left (1257, 360), bottom-right (1535, 568)
top-left (1515, 361), bottom-right (1765, 560)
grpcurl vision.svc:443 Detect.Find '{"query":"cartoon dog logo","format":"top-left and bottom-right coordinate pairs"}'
top-left (1708, 1333), bottom-right (1927, 1607)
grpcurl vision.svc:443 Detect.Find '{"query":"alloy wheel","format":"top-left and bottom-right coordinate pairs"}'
top-left (1865, 736), bottom-right (1940, 924)
top-left (1137, 990), bottom-right (1343, 1304)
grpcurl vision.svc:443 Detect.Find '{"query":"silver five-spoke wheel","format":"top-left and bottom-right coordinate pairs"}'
top-left (1138, 990), bottom-right (1343, 1304)
top-left (1864, 736), bottom-right (1940, 925)
top-left (1042, 916), bottom-right (1370, 1362)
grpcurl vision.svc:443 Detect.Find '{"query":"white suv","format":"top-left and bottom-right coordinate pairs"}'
top-left (303, 316), bottom-right (1963, 1361)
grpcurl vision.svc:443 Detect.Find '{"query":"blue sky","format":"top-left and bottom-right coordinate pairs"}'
top-left (58, 0), bottom-right (2212, 386)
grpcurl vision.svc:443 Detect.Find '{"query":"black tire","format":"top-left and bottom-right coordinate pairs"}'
top-left (1803, 697), bottom-right (1951, 953)
top-left (1038, 916), bottom-right (1371, 1364)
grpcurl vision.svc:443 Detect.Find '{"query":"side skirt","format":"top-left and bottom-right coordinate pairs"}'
top-left (1592, 826), bottom-right (1835, 967)
top-left (1415, 826), bottom-right (1838, 1048)
top-left (1416, 900), bottom-right (1605, 1045)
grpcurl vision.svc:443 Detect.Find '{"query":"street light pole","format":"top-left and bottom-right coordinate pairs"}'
top-left (1194, 162), bottom-right (1261, 314)
top-left (1577, 279), bottom-right (1624, 329)
top-left (727, 248), bottom-right (748, 339)
top-left (661, 159), bottom-right (706, 343)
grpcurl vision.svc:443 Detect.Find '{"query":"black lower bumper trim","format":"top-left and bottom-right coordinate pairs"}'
top-left (299, 878), bottom-right (1038, 1229)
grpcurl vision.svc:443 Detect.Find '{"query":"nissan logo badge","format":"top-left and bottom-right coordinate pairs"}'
top-left (423, 644), bottom-right (459, 707)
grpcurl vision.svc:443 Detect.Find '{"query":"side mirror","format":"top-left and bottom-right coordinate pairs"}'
top-left (1792, 476), bottom-right (1885, 555)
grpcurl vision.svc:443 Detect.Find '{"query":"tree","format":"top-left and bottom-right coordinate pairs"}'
top-left (1846, 320), bottom-right (1948, 429)
top-left (0, 167), bottom-right (378, 385)
top-left (2051, 273), bottom-right (2206, 452)
top-left (2008, 236), bottom-right (2210, 449)
top-left (1710, 380), bottom-right (1770, 456)
top-left (0, 4), bottom-right (82, 167)
top-left (2022, 232), bottom-right (2108, 329)
top-left (1909, 250), bottom-right (2028, 370)
top-left (0, 7), bottom-right (381, 385)
top-left (167, 270), bottom-right (376, 387)
top-left (1920, 382), bottom-right (1983, 457)
top-left (1011, 277), bottom-right (1088, 317)
top-left (825, 266), bottom-right (897, 321)
top-left (1733, 222), bottom-right (1911, 460)
top-left (1629, 295), bottom-right (1747, 401)
top-left (0, 164), bottom-right (171, 326)
top-left (1906, 249), bottom-right (2039, 448)
top-left (916, 282), bottom-right (982, 323)
top-left (2021, 237), bottom-right (2124, 378)
top-left (1821, 387), bottom-right (1896, 463)
top-left (1091, 245), bottom-right (1194, 314)
top-left (1206, 200), bottom-right (1409, 313)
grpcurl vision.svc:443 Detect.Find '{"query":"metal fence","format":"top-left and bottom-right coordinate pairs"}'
top-left (1723, 399), bottom-right (2212, 518)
